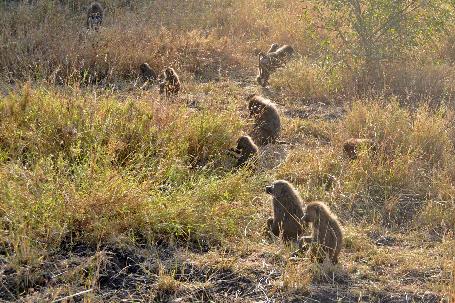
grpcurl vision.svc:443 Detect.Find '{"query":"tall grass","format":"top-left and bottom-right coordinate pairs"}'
top-left (0, 85), bottom-right (264, 267)
top-left (278, 98), bottom-right (455, 229)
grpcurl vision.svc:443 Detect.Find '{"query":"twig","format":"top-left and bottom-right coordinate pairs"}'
top-left (52, 289), bottom-right (93, 303)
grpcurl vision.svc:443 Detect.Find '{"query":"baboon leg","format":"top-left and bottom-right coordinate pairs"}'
top-left (328, 248), bottom-right (339, 264)
top-left (260, 72), bottom-right (270, 87)
top-left (267, 217), bottom-right (279, 236)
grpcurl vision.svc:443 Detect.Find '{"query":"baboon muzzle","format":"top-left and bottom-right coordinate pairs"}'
top-left (265, 186), bottom-right (273, 194)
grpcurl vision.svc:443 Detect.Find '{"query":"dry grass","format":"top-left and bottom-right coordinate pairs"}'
top-left (0, 0), bottom-right (454, 301)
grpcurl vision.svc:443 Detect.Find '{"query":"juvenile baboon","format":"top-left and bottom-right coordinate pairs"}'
top-left (86, 2), bottom-right (104, 30)
top-left (247, 94), bottom-right (281, 145)
top-left (159, 67), bottom-right (181, 96)
top-left (343, 138), bottom-right (375, 160)
top-left (301, 201), bottom-right (343, 264)
top-left (139, 63), bottom-right (157, 81)
top-left (266, 180), bottom-right (305, 241)
top-left (257, 44), bottom-right (295, 87)
top-left (231, 135), bottom-right (258, 168)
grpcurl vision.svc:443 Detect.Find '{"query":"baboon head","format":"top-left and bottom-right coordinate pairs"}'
top-left (140, 63), bottom-right (150, 73)
top-left (236, 136), bottom-right (251, 151)
top-left (247, 95), bottom-right (265, 116)
top-left (258, 51), bottom-right (266, 59)
top-left (302, 202), bottom-right (323, 223)
top-left (88, 12), bottom-right (102, 23)
top-left (140, 63), bottom-right (156, 80)
top-left (256, 75), bottom-right (263, 85)
top-left (268, 43), bottom-right (280, 53)
top-left (265, 180), bottom-right (293, 198)
top-left (164, 67), bottom-right (175, 78)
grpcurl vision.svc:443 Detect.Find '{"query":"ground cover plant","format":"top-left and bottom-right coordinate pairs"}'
top-left (0, 0), bottom-right (454, 302)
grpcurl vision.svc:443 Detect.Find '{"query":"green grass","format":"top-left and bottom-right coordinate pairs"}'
top-left (0, 0), bottom-right (454, 301)
top-left (0, 85), bottom-right (264, 268)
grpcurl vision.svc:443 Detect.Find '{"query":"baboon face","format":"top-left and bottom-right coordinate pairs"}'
top-left (265, 180), bottom-right (291, 197)
top-left (89, 12), bottom-right (102, 23)
top-left (164, 68), bottom-right (175, 78)
top-left (302, 204), bottom-right (320, 223)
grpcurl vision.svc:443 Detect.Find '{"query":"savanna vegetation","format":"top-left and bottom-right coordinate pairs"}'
top-left (0, 0), bottom-right (454, 302)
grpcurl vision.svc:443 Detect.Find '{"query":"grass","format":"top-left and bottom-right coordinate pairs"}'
top-left (0, 0), bottom-right (455, 301)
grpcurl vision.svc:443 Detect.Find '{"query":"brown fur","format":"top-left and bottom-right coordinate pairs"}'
top-left (159, 67), bottom-right (181, 96)
top-left (301, 201), bottom-right (343, 264)
top-left (247, 95), bottom-right (281, 145)
top-left (267, 43), bottom-right (280, 53)
top-left (257, 44), bottom-right (295, 87)
top-left (231, 135), bottom-right (259, 168)
top-left (343, 138), bottom-right (375, 160)
top-left (139, 63), bottom-right (157, 81)
top-left (87, 2), bottom-right (104, 30)
top-left (266, 180), bottom-right (305, 241)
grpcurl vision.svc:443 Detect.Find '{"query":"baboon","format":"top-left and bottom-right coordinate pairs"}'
top-left (257, 44), bottom-right (295, 87)
top-left (343, 138), bottom-right (375, 160)
top-left (301, 201), bottom-right (343, 264)
top-left (266, 180), bottom-right (305, 241)
top-left (159, 67), bottom-right (181, 96)
top-left (139, 63), bottom-right (157, 81)
top-left (86, 2), bottom-right (104, 30)
top-left (230, 135), bottom-right (258, 168)
top-left (247, 94), bottom-right (281, 145)
top-left (267, 43), bottom-right (280, 53)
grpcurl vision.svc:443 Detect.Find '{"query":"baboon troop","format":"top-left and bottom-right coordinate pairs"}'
top-left (301, 201), bottom-right (343, 264)
top-left (257, 43), bottom-right (295, 87)
top-left (139, 63), bottom-right (157, 82)
top-left (343, 138), bottom-right (375, 160)
top-left (231, 135), bottom-right (258, 168)
top-left (247, 94), bottom-right (281, 145)
top-left (159, 67), bottom-right (181, 96)
top-left (266, 180), bottom-right (305, 241)
top-left (86, 2), bottom-right (104, 30)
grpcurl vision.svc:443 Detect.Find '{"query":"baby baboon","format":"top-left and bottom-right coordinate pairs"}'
top-left (301, 201), bottom-right (343, 264)
top-left (343, 138), bottom-right (375, 160)
top-left (139, 63), bottom-right (157, 81)
top-left (266, 180), bottom-right (305, 241)
top-left (247, 94), bottom-right (281, 145)
top-left (159, 67), bottom-right (181, 96)
top-left (257, 44), bottom-right (295, 87)
top-left (231, 135), bottom-right (258, 168)
top-left (86, 2), bottom-right (104, 30)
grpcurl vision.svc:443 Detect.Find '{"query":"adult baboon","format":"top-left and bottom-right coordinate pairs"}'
top-left (301, 201), bottom-right (343, 264)
top-left (159, 67), bottom-right (181, 96)
top-left (257, 44), bottom-right (295, 87)
top-left (343, 138), bottom-right (375, 160)
top-left (86, 2), bottom-right (104, 30)
top-left (139, 63), bottom-right (157, 81)
top-left (247, 94), bottom-right (281, 145)
top-left (266, 180), bottom-right (305, 241)
top-left (231, 135), bottom-right (258, 168)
